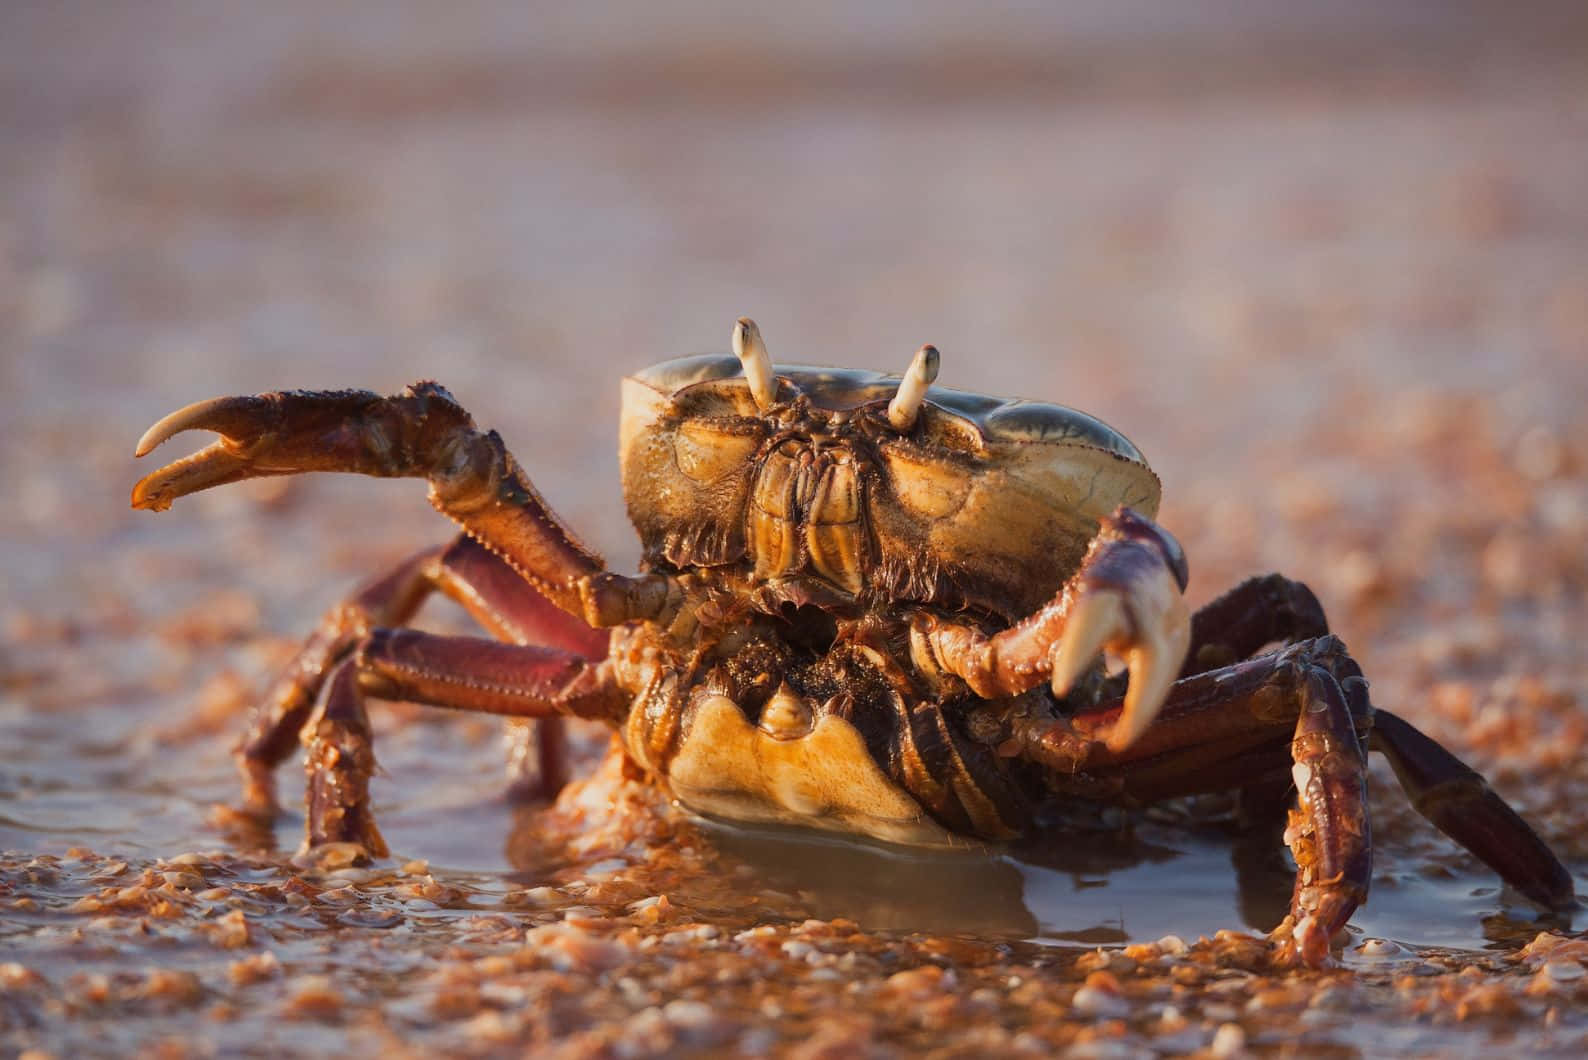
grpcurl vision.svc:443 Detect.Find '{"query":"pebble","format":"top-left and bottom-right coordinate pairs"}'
top-left (1527, 961), bottom-right (1587, 995)
top-left (227, 951), bottom-right (281, 986)
top-left (0, 964), bottom-right (48, 990)
top-left (1209, 1022), bottom-right (1248, 1058)
top-left (526, 922), bottom-right (634, 973)
top-left (1070, 987), bottom-right (1129, 1019)
top-left (283, 976), bottom-right (344, 1020)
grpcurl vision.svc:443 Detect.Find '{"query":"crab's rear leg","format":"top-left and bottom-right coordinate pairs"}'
top-left (1180, 572), bottom-right (1330, 677)
top-left (1011, 636), bottom-right (1572, 964)
top-left (304, 632), bottom-right (625, 858)
top-left (1370, 709), bottom-right (1575, 911)
top-left (240, 534), bottom-right (609, 817)
top-left (1010, 638), bottom-right (1374, 966)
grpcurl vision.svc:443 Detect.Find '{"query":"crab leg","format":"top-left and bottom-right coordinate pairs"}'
top-left (1011, 638), bottom-right (1368, 965)
top-left (240, 534), bottom-right (610, 816)
top-left (914, 508), bottom-right (1191, 751)
top-left (1370, 710), bottom-right (1575, 911)
top-left (132, 384), bottom-right (627, 619)
top-left (1277, 659), bottom-right (1373, 967)
top-left (303, 661), bottom-right (386, 856)
top-left (1180, 573), bottom-right (1330, 677)
top-left (1009, 635), bottom-right (1572, 965)
top-left (303, 632), bottom-right (626, 857)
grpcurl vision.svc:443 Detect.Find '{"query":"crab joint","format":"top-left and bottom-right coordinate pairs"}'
top-left (886, 344), bottom-right (941, 431)
top-left (732, 317), bottom-right (778, 411)
top-left (578, 571), bottom-right (682, 628)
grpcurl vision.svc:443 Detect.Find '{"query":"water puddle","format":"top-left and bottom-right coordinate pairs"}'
top-left (8, 699), bottom-right (1576, 960)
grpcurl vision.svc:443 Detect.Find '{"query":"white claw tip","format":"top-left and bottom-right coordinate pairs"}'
top-left (732, 316), bottom-right (777, 411)
top-left (134, 395), bottom-right (235, 458)
top-left (887, 344), bottom-right (941, 431)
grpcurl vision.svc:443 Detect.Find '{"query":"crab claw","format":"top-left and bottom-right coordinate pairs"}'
top-left (130, 386), bottom-right (471, 514)
top-left (1050, 509), bottom-right (1192, 752)
top-left (134, 394), bottom-right (276, 460)
top-left (131, 395), bottom-right (283, 511)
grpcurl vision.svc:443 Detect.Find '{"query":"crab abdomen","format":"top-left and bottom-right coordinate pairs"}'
top-left (613, 626), bottom-right (1033, 847)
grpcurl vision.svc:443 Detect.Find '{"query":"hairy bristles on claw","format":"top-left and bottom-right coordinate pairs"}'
top-left (732, 317), bottom-right (777, 412)
top-left (886, 344), bottom-right (941, 432)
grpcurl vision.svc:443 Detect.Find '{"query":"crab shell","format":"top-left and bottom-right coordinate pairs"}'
top-left (619, 355), bottom-right (1162, 619)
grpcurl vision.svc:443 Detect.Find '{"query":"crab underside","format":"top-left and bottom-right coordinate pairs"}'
top-left (131, 318), bottom-right (1575, 968)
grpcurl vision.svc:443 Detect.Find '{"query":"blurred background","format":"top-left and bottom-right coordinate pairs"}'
top-left (3, 0), bottom-right (1588, 1045)
top-left (6, 2), bottom-right (1588, 571)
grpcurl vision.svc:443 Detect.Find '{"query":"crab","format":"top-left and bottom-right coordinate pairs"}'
top-left (131, 317), bottom-right (1574, 966)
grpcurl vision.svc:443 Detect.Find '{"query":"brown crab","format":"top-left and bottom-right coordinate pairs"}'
top-left (132, 317), bottom-right (1573, 966)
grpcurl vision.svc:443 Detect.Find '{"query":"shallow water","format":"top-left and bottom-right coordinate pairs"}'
top-left (9, 691), bottom-right (1572, 957)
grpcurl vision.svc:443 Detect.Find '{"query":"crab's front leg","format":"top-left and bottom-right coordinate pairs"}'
top-left (913, 507), bottom-right (1191, 751)
top-left (302, 632), bottom-right (625, 859)
top-left (132, 384), bottom-right (666, 622)
top-left (234, 533), bottom-right (611, 819)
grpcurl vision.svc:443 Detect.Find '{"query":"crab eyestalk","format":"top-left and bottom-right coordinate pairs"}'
top-left (732, 317), bottom-right (777, 412)
top-left (887, 344), bottom-right (940, 432)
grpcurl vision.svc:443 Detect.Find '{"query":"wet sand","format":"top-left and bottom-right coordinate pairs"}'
top-left (5, 3), bottom-right (1588, 1055)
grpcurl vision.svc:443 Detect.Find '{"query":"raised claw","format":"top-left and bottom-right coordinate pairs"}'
top-left (132, 394), bottom-right (286, 512)
top-left (1051, 513), bottom-right (1192, 752)
top-left (133, 442), bottom-right (252, 512)
top-left (132, 384), bottom-right (608, 618)
top-left (134, 394), bottom-right (275, 458)
top-left (130, 387), bottom-right (436, 513)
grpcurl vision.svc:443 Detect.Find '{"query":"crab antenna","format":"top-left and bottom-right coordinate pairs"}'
top-left (887, 344), bottom-right (941, 431)
top-left (732, 317), bottom-right (777, 411)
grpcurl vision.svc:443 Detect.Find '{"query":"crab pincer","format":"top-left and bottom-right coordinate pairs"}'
top-left (132, 394), bottom-right (290, 511)
top-left (910, 506), bottom-right (1191, 756)
top-left (133, 383), bottom-right (610, 620)
top-left (1051, 508), bottom-right (1192, 751)
top-left (129, 387), bottom-right (469, 513)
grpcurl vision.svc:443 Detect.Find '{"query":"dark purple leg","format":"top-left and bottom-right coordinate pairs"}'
top-left (1013, 638), bottom-right (1371, 966)
top-left (431, 535), bottom-right (610, 658)
top-left (350, 630), bottom-right (622, 719)
top-left (239, 534), bottom-right (609, 816)
top-left (424, 535), bottom-right (608, 801)
top-left (502, 714), bottom-right (571, 802)
top-left (1370, 710), bottom-right (1575, 911)
top-left (303, 662), bottom-right (386, 856)
top-left (1011, 633), bottom-right (1571, 964)
top-left (1181, 573), bottom-right (1329, 677)
top-left (301, 631), bottom-right (625, 855)
top-left (239, 546), bottom-right (441, 816)
top-left (1277, 658), bottom-right (1371, 966)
